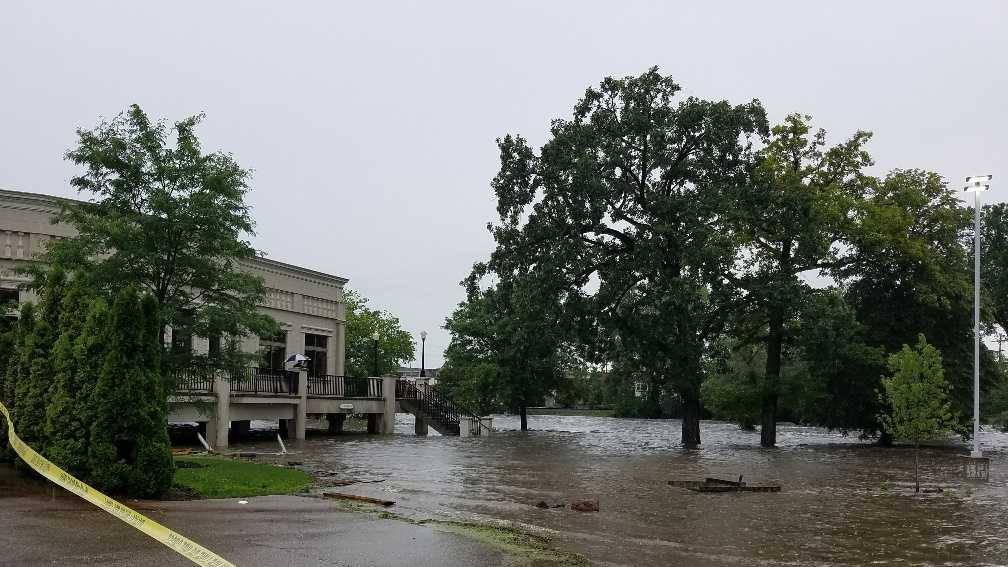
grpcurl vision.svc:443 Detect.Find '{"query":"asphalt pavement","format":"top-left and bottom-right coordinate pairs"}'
top-left (0, 488), bottom-right (519, 567)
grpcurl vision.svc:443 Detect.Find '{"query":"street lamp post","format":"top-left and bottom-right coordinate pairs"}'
top-left (965, 175), bottom-right (992, 458)
top-left (420, 330), bottom-right (427, 378)
top-left (371, 331), bottom-right (380, 377)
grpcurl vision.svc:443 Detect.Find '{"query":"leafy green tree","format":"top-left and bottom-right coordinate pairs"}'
top-left (730, 114), bottom-right (873, 447)
top-left (840, 170), bottom-right (982, 434)
top-left (986, 373), bottom-right (1008, 431)
top-left (344, 289), bottom-right (415, 377)
top-left (482, 68), bottom-right (767, 445)
top-left (702, 342), bottom-right (763, 430)
top-left (878, 334), bottom-right (959, 492)
top-left (981, 203), bottom-right (1008, 332)
top-left (88, 288), bottom-right (173, 497)
top-left (788, 289), bottom-right (885, 436)
top-left (442, 277), bottom-right (567, 430)
top-left (45, 104), bottom-right (275, 370)
top-left (440, 296), bottom-right (504, 415)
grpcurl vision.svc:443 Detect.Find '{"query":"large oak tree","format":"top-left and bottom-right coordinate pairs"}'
top-left (482, 68), bottom-right (767, 446)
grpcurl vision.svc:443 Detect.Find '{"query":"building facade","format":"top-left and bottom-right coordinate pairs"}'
top-left (0, 189), bottom-right (347, 374)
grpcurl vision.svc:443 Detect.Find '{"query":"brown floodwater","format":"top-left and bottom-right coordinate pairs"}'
top-left (230, 415), bottom-right (1008, 566)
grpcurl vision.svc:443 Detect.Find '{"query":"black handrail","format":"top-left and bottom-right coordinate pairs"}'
top-left (396, 380), bottom-right (463, 426)
top-left (229, 367), bottom-right (297, 395)
top-left (171, 366), bottom-right (215, 393)
top-left (307, 375), bottom-right (382, 398)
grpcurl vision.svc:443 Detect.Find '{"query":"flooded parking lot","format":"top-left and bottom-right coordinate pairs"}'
top-left (231, 415), bottom-right (1008, 566)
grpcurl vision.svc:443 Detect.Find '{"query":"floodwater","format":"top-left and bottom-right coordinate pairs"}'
top-left (234, 416), bottom-right (1008, 566)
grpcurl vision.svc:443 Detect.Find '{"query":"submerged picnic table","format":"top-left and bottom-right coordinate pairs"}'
top-left (668, 476), bottom-right (781, 493)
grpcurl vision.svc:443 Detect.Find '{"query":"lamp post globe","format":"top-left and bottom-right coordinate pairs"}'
top-left (420, 331), bottom-right (428, 378)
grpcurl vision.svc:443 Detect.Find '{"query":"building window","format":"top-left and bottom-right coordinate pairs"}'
top-left (304, 333), bottom-right (328, 376)
top-left (259, 331), bottom-right (286, 371)
top-left (0, 288), bottom-right (17, 318)
top-left (208, 334), bottom-right (221, 359)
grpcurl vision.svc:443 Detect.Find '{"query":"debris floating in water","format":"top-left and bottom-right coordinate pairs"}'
top-left (668, 477), bottom-right (781, 493)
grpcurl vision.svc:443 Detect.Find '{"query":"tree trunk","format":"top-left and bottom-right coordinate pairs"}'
top-left (914, 440), bottom-right (920, 493)
top-left (519, 405), bottom-right (528, 431)
top-left (681, 391), bottom-right (701, 448)
top-left (761, 308), bottom-right (784, 448)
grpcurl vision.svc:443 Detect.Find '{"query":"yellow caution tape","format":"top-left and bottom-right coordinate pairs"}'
top-left (0, 400), bottom-right (237, 567)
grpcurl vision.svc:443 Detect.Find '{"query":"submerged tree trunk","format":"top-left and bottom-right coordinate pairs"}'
top-left (681, 391), bottom-right (701, 448)
top-left (761, 308), bottom-right (784, 448)
top-left (519, 405), bottom-right (528, 431)
top-left (877, 430), bottom-right (893, 446)
top-left (914, 440), bottom-right (920, 493)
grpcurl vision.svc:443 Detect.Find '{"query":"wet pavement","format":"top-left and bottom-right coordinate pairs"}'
top-left (7, 416), bottom-right (1008, 566)
top-left (0, 479), bottom-right (520, 567)
top-left (226, 415), bottom-right (1008, 567)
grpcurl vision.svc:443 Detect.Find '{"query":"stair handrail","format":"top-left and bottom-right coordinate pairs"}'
top-left (396, 379), bottom-right (494, 433)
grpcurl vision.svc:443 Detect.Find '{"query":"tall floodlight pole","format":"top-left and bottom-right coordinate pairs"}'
top-left (965, 175), bottom-right (992, 458)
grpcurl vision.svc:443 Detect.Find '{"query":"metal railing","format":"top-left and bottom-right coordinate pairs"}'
top-left (396, 380), bottom-right (461, 428)
top-left (307, 375), bottom-right (382, 398)
top-left (467, 415), bottom-right (493, 436)
top-left (171, 366), bottom-right (215, 393)
top-left (228, 367), bottom-right (297, 395)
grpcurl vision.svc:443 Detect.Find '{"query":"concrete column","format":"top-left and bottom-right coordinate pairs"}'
top-left (285, 325), bottom-right (304, 360)
top-left (284, 418), bottom-right (297, 439)
top-left (327, 413), bottom-right (345, 434)
top-left (333, 321), bottom-right (346, 376)
top-left (202, 421), bottom-right (217, 448)
top-left (414, 416), bottom-right (428, 436)
top-left (295, 370), bottom-right (307, 440)
top-left (381, 377), bottom-right (396, 435)
top-left (213, 373), bottom-right (230, 450)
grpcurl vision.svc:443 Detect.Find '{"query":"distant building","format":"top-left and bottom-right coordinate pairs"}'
top-left (398, 366), bottom-right (440, 387)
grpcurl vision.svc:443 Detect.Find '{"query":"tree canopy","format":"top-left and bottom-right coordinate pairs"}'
top-left (468, 67), bottom-right (767, 445)
top-left (344, 289), bottom-right (415, 378)
top-left (43, 104), bottom-right (275, 367)
top-left (729, 114), bottom-right (873, 446)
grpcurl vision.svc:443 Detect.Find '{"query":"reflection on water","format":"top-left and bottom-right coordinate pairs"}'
top-left (234, 416), bottom-right (1008, 566)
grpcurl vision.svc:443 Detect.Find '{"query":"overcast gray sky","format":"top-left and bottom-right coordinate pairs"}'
top-left (2, 1), bottom-right (1005, 366)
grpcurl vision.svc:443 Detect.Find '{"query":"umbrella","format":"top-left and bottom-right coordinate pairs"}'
top-left (285, 353), bottom-right (311, 368)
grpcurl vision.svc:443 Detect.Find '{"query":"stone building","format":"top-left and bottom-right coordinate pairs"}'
top-left (0, 188), bottom-right (347, 374)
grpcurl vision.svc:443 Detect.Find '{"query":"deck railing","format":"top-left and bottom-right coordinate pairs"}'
top-left (228, 367), bottom-right (297, 395)
top-left (171, 366), bottom-right (215, 393)
top-left (307, 375), bottom-right (382, 398)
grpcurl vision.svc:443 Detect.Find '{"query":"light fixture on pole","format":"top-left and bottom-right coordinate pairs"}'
top-left (419, 330), bottom-right (427, 378)
top-left (371, 331), bottom-right (380, 377)
top-left (964, 175), bottom-right (992, 458)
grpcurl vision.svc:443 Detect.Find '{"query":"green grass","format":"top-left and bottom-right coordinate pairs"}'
top-left (173, 456), bottom-right (314, 499)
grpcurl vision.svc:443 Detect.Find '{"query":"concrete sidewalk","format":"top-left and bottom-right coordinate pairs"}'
top-left (0, 491), bottom-right (519, 567)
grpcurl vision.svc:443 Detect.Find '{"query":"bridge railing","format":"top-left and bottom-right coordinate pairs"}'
top-left (307, 375), bottom-right (382, 398)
